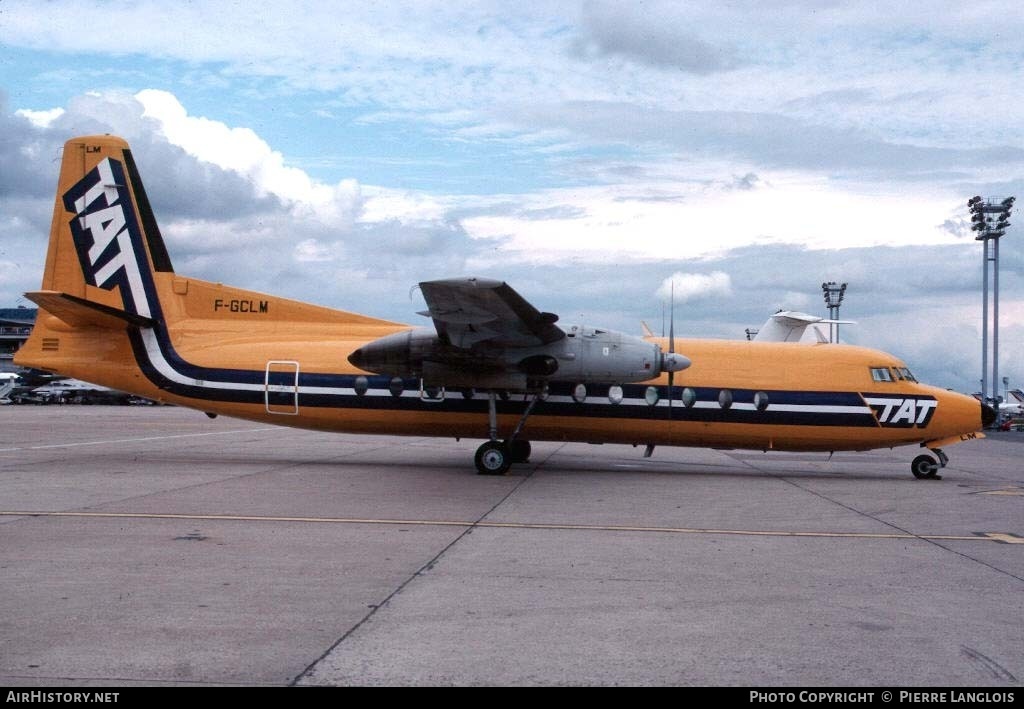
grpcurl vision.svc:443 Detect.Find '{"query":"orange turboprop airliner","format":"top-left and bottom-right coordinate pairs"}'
top-left (15, 135), bottom-right (993, 477)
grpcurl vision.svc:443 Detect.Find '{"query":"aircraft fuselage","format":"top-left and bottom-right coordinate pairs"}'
top-left (14, 135), bottom-right (989, 477)
top-left (21, 276), bottom-right (982, 455)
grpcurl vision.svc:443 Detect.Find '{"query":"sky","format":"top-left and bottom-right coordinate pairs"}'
top-left (1, 1), bottom-right (1022, 394)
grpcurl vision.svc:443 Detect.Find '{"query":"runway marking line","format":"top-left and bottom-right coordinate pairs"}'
top-left (0, 428), bottom-right (278, 453)
top-left (1, 511), bottom-right (1020, 544)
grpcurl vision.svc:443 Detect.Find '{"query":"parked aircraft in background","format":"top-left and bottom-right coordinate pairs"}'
top-left (0, 372), bottom-right (19, 403)
top-left (753, 311), bottom-right (854, 343)
top-left (999, 389), bottom-right (1024, 416)
top-left (22, 378), bottom-right (133, 405)
top-left (15, 135), bottom-right (993, 478)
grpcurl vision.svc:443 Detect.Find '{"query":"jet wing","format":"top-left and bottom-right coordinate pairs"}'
top-left (418, 278), bottom-right (564, 349)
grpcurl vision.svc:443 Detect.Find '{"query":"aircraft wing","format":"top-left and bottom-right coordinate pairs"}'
top-left (418, 278), bottom-right (564, 349)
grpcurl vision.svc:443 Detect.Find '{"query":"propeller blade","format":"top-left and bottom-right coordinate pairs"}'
top-left (668, 281), bottom-right (675, 414)
top-left (669, 281), bottom-right (675, 354)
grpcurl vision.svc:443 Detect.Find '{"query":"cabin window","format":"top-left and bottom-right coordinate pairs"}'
top-left (681, 387), bottom-right (697, 408)
top-left (718, 389), bottom-right (733, 409)
top-left (870, 367), bottom-right (894, 382)
top-left (645, 386), bottom-right (660, 406)
top-left (354, 376), bottom-right (369, 396)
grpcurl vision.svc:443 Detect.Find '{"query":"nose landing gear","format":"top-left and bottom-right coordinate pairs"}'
top-left (475, 440), bottom-right (511, 475)
top-left (911, 448), bottom-right (948, 479)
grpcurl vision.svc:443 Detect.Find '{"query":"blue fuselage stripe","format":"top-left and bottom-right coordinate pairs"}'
top-left (78, 153), bottom-right (881, 430)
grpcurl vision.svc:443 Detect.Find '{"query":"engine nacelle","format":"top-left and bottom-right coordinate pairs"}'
top-left (347, 324), bottom-right (690, 388)
top-left (347, 327), bottom-right (441, 377)
top-left (549, 327), bottom-right (691, 383)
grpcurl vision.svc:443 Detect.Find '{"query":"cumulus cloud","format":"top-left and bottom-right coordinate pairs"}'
top-left (657, 271), bottom-right (732, 303)
top-left (0, 96), bottom-right (71, 201)
top-left (15, 107), bottom-right (65, 128)
top-left (293, 238), bottom-right (338, 263)
top-left (136, 90), bottom-right (360, 223)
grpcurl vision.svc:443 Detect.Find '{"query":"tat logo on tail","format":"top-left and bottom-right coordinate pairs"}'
top-left (63, 158), bottom-right (153, 318)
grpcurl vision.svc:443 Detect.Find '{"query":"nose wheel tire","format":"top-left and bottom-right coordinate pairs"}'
top-left (475, 441), bottom-right (511, 476)
top-left (911, 454), bottom-right (938, 479)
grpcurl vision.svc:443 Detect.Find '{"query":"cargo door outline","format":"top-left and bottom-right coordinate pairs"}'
top-left (265, 360), bottom-right (299, 415)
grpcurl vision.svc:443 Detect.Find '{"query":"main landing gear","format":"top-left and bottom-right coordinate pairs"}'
top-left (473, 391), bottom-right (538, 475)
top-left (911, 448), bottom-right (948, 480)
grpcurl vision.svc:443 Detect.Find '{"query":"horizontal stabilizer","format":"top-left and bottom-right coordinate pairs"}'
top-left (26, 290), bottom-right (155, 330)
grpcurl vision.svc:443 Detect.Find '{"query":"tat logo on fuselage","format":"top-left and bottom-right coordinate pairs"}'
top-left (863, 395), bottom-right (938, 428)
top-left (63, 157), bottom-right (150, 318)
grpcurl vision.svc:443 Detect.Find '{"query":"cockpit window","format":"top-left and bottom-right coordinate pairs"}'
top-left (870, 367), bottom-right (894, 382)
top-left (896, 367), bottom-right (917, 383)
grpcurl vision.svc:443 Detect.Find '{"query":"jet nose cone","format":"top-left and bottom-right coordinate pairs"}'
top-left (347, 348), bottom-right (365, 369)
top-left (981, 402), bottom-right (997, 428)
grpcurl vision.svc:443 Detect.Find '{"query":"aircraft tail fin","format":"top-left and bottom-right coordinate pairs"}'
top-left (35, 134), bottom-right (172, 322)
top-left (16, 135), bottom-right (176, 377)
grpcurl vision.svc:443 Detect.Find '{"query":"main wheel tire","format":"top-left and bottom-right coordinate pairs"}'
top-left (507, 439), bottom-right (532, 464)
top-left (475, 441), bottom-right (511, 476)
top-left (911, 454), bottom-right (937, 479)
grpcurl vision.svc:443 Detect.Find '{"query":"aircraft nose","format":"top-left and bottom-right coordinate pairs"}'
top-left (981, 402), bottom-right (997, 428)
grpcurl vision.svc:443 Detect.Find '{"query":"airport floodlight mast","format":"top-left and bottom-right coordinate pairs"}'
top-left (821, 281), bottom-right (847, 343)
top-left (968, 195), bottom-right (1014, 408)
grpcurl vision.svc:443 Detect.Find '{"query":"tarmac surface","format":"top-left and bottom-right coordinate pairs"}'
top-left (0, 405), bottom-right (1021, 686)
